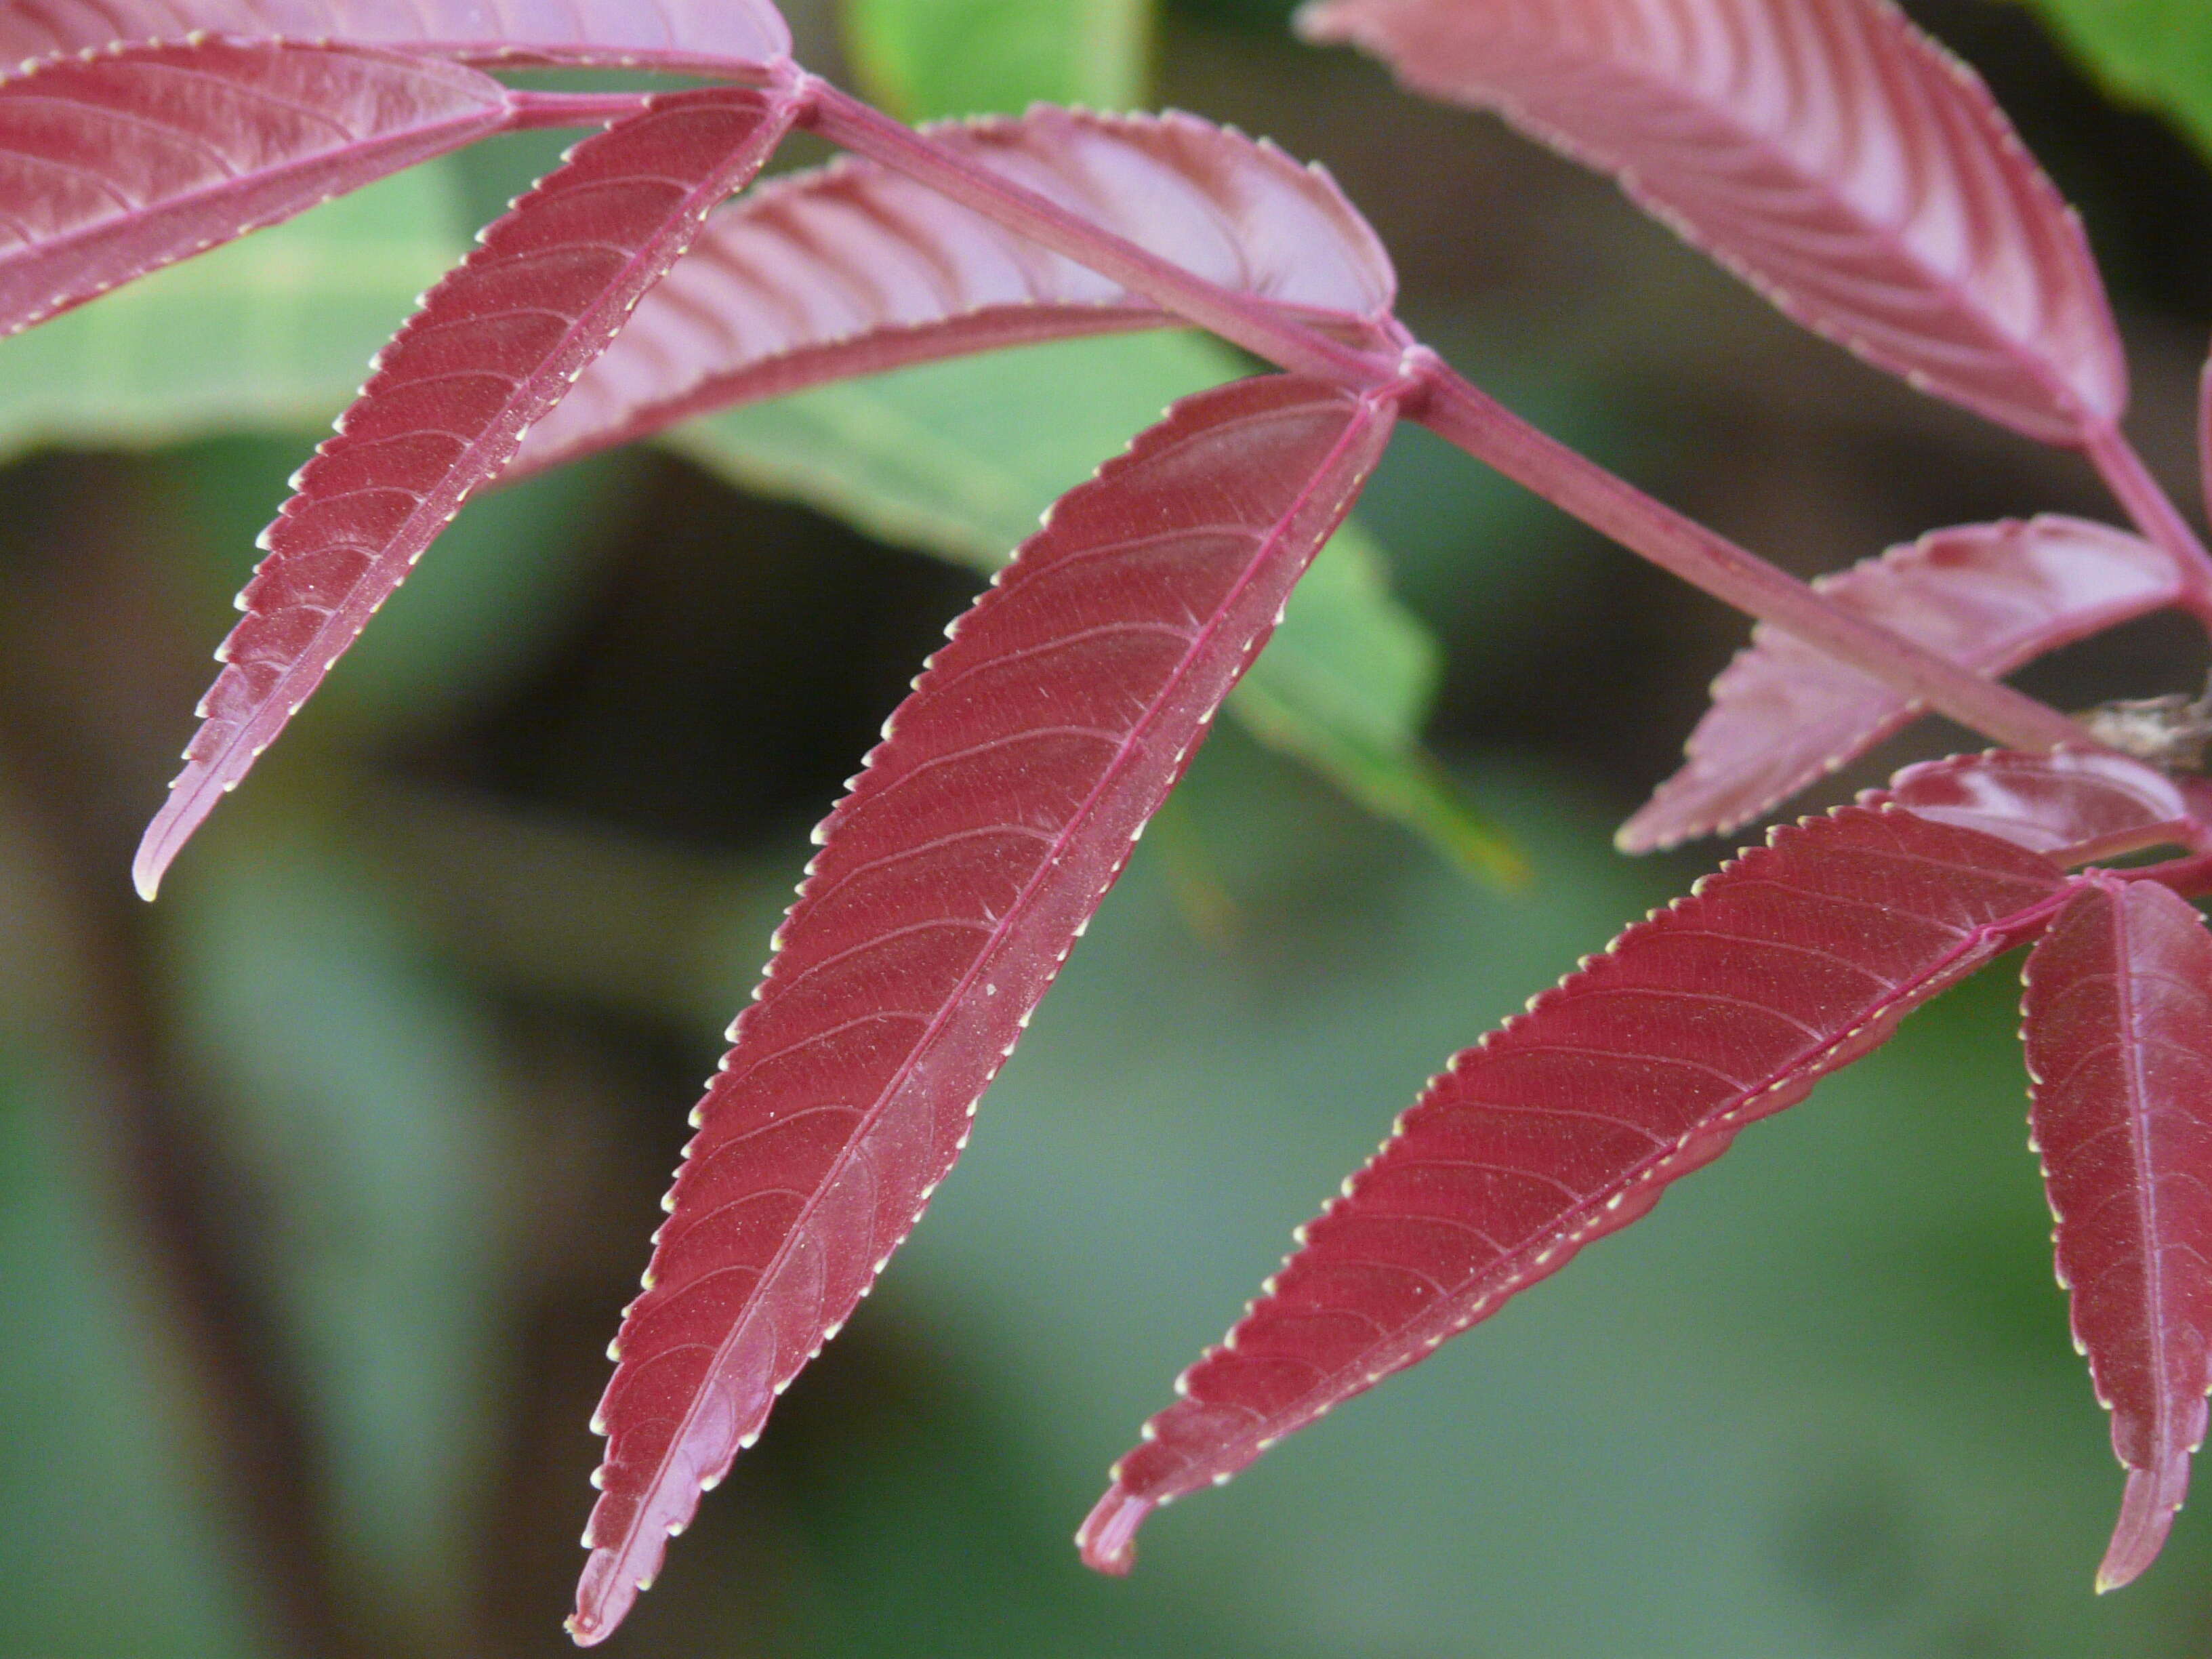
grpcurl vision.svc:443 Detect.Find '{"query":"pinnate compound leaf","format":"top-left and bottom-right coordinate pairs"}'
top-left (135, 87), bottom-right (800, 899)
top-left (1873, 749), bottom-right (2209, 865)
top-left (1621, 516), bottom-right (2182, 852)
top-left (1301, 0), bottom-right (2126, 444)
top-left (1080, 805), bottom-right (2070, 1572)
top-left (0, 0), bottom-right (789, 73)
top-left (509, 108), bottom-right (1395, 478)
top-left (573, 374), bottom-right (1399, 1643)
top-left (0, 40), bottom-right (512, 337)
top-left (2022, 875), bottom-right (2212, 1591)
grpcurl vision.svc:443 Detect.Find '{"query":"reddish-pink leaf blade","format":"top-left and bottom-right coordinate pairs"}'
top-left (1080, 805), bottom-right (2070, 1572)
top-left (0, 41), bottom-right (514, 336)
top-left (508, 108), bottom-right (1396, 478)
top-left (2022, 875), bottom-right (2212, 1591)
top-left (0, 0), bottom-right (788, 73)
top-left (572, 374), bottom-right (1399, 1644)
top-left (1622, 516), bottom-right (2182, 852)
top-left (1872, 750), bottom-right (2209, 866)
top-left (1300, 0), bottom-right (2125, 444)
top-left (135, 86), bottom-right (799, 899)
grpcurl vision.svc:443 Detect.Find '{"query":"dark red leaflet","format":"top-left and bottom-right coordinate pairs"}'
top-left (1080, 805), bottom-right (2069, 1572)
top-left (1300, 0), bottom-right (2125, 445)
top-left (0, 41), bottom-right (514, 337)
top-left (135, 87), bottom-right (799, 899)
top-left (1622, 517), bottom-right (2182, 852)
top-left (2022, 876), bottom-right (2212, 1591)
top-left (572, 375), bottom-right (1398, 1644)
top-left (507, 108), bottom-right (1397, 480)
top-left (1873, 750), bottom-right (2209, 867)
top-left (0, 0), bottom-right (790, 73)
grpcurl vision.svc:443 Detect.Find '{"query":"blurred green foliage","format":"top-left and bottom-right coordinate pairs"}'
top-left (844, 0), bottom-right (1151, 114)
top-left (0, 167), bottom-right (469, 461)
top-left (2019, 1), bottom-right (2212, 161)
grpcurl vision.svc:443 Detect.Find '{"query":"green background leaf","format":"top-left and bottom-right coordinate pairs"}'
top-left (2017, 1), bottom-right (2212, 160)
top-left (843, 0), bottom-right (1151, 118)
top-left (0, 165), bottom-right (470, 461)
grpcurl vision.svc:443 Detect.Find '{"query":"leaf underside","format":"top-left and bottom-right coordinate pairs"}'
top-left (0, 0), bottom-right (790, 71)
top-left (0, 40), bottom-right (512, 338)
top-left (573, 373), bottom-right (1397, 1644)
top-left (135, 87), bottom-right (799, 898)
top-left (1300, 0), bottom-right (2127, 444)
top-left (508, 106), bottom-right (1397, 479)
top-left (1622, 516), bottom-right (2182, 852)
top-left (2023, 876), bottom-right (2212, 1591)
top-left (1080, 804), bottom-right (2068, 1571)
top-left (1870, 748), bottom-right (2208, 867)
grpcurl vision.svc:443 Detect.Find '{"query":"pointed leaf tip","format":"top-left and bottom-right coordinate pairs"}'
top-left (1076, 1487), bottom-right (1151, 1575)
top-left (2025, 877), bottom-right (2212, 1594)
top-left (2098, 1462), bottom-right (2188, 1593)
top-left (148, 87), bottom-right (798, 874)
top-left (131, 823), bottom-right (177, 903)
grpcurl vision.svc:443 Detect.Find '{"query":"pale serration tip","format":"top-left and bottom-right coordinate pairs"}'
top-left (2096, 1462), bottom-right (2186, 1593)
top-left (1076, 1486), bottom-right (1153, 1576)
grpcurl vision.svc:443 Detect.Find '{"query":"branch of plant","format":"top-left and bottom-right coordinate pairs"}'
top-left (798, 79), bottom-right (1397, 387)
top-left (795, 77), bottom-right (2095, 760)
top-left (1407, 359), bottom-right (2096, 755)
top-left (2083, 422), bottom-right (2212, 621)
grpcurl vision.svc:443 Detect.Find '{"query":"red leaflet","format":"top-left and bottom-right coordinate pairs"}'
top-left (1081, 805), bottom-right (2069, 1572)
top-left (2022, 876), bottom-right (2212, 1591)
top-left (0, 41), bottom-right (514, 337)
top-left (1622, 517), bottom-right (2181, 851)
top-left (1300, 0), bottom-right (2125, 445)
top-left (0, 0), bottom-right (789, 74)
top-left (573, 375), bottom-right (1398, 1643)
top-left (135, 87), bottom-right (799, 899)
top-left (1875, 750), bottom-right (2209, 866)
top-left (509, 108), bottom-right (1396, 478)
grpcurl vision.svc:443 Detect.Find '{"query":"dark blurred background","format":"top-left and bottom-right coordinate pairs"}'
top-left (4, 1), bottom-right (2212, 1654)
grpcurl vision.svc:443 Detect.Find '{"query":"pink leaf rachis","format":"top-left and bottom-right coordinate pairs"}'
top-left (0, 0), bottom-right (790, 74)
top-left (1300, 0), bottom-right (2126, 445)
top-left (508, 107), bottom-right (1397, 479)
top-left (1871, 749), bottom-right (2210, 867)
top-left (1622, 516), bottom-right (2183, 851)
top-left (2023, 876), bottom-right (2212, 1590)
top-left (1082, 804), bottom-right (2070, 1572)
top-left (0, 40), bottom-right (516, 336)
top-left (573, 373), bottom-right (1400, 1644)
top-left (135, 85), bottom-right (801, 899)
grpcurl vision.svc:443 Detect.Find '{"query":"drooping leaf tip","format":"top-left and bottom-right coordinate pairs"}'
top-left (132, 798), bottom-right (196, 901)
top-left (569, 1547), bottom-right (640, 1645)
top-left (1076, 1486), bottom-right (1153, 1575)
top-left (2096, 1463), bottom-right (2187, 1593)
